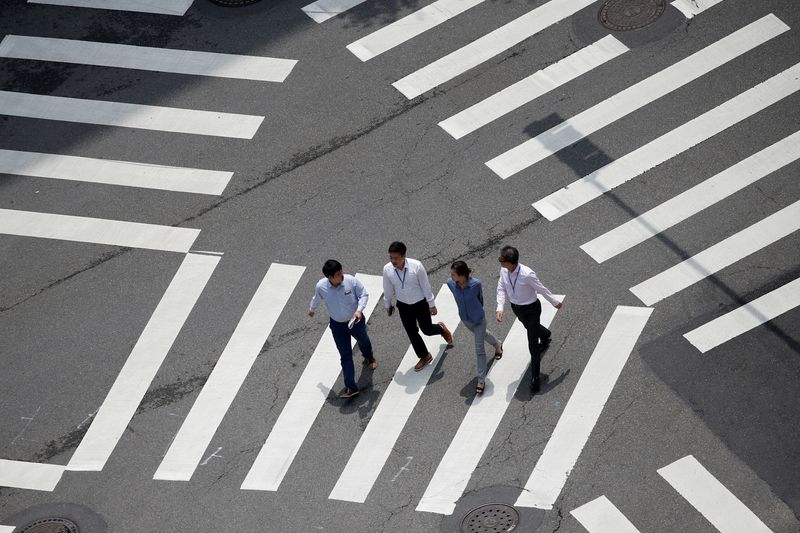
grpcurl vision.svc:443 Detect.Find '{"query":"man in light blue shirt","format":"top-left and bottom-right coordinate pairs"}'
top-left (309, 259), bottom-right (376, 399)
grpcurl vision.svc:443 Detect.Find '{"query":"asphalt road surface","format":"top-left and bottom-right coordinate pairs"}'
top-left (1, 0), bottom-right (799, 532)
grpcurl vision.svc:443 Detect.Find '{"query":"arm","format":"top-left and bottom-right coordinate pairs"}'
top-left (382, 270), bottom-right (395, 310)
top-left (418, 263), bottom-right (436, 308)
top-left (495, 273), bottom-right (507, 321)
top-left (528, 271), bottom-right (562, 307)
top-left (308, 285), bottom-right (322, 317)
top-left (353, 277), bottom-right (368, 319)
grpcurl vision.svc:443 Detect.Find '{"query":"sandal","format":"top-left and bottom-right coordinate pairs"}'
top-left (476, 382), bottom-right (485, 394)
top-left (494, 342), bottom-right (503, 360)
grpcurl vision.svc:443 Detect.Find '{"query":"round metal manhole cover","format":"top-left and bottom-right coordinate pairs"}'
top-left (598, 0), bottom-right (667, 31)
top-left (19, 517), bottom-right (80, 533)
top-left (460, 503), bottom-right (520, 533)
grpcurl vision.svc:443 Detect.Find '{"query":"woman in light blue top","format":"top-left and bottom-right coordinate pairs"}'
top-left (447, 260), bottom-right (503, 394)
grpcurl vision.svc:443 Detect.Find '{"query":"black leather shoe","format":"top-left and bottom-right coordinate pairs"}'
top-left (530, 373), bottom-right (549, 394)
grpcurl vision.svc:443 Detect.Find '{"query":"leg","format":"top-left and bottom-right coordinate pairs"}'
top-left (350, 319), bottom-right (374, 362)
top-left (397, 301), bottom-right (428, 358)
top-left (464, 320), bottom-right (488, 383)
top-left (511, 301), bottom-right (544, 382)
top-left (330, 320), bottom-right (358, 391)
top-left (415, 299), bottom-right (444, 337)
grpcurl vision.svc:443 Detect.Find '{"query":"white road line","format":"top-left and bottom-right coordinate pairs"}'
top-left (630, 200), bottom-right (800, 306)
top-left (67, 254), bottom-right (220, 471)
top-left (515, 306), bottom-right (653, 509)
top-left (416, 297), bottom-right (562, 514)
top-left (532, 61), bottom-right (800, 221)
top-left (0, 525), bottom-right (15, 533)
top-left (328, 285), bottom-right (460, 503)
top-left (0, 36), bottom-right (297, 83)
top-left (581, 129), bottom-right (800, 263)
top-left (571, 496), bottom-right (642, 533)
top-left (347, 0), bottom-right (486, 62)
top-left (658, 455), bottom-right (774, 532)
top-left (153, 263), bottom-right (305, 481)
top-left (486, 15), bottom-right (788, 178)
top-left (671, 0), bottom-right (725, 19)
top-left (0, 208), bottom-right (199, 252)
top-left (0, 459), bottom-right (64, 491)
top-left (683, 277), bottom-right (800, 353)
top-left (392, 0), bottom-right (598, 99)
top-left (301, 0), bottom-right (367, 23)
top-left (0, 149), bottom-right (233, 195)
top-left (0, 91), bottom-right (264, 139)
top-left (240, 274), bottom-right (384, 491)
top-left (27, 0), bottom-right (194, 16)
top-left (440, 36), bottom-right (628, 140)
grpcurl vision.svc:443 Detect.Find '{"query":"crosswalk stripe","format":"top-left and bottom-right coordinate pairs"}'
top-left (683, 277), bottom-right (800, 353)
top-left (0, 36), bottom-right (297, 83)
top-left (0, 208), bottom-right (199, 252)
top-left (486, 14), bottom-right (788, 178)
top-left (571, 496), bottom-right (642, 533)
top-left (415, 297), bottom-right (562, 514)
top-left (440, 35), bottom-right (628, 140)
top-left (347, 0), bottom-right (486, 62)
top-left (153, 263), bottom-right (305, 481)
top-left (328, 285), bottom-right (460, 503)
top-left (0, 90), bottom-right (264, 139)
top-left (581, 129), bottom-right (800, 263)
top-left (301, 0), bottom-right (368, 23)
top-left (515, 306), bottom-right (653, 509)
top-left (240, 274), bottom-right (384, 491)
top-left (0, 525), bottom-right (15, 532)
top-left (0, 459), bottom-right (64, 491)
top-left (658, 455), bottom-right (773, 532)
top-left (67, 254), bottom-right (220, 471)
top-left (27, 0), bottom-right (194, 16)
top-left (532, 61), bottom-right (800, 221)
top-left (671, 0), bottom-right (725, 19)
top-left (0, 149), bottom-right (233, 195)
top-left (392, 0), bottom-right (598, 99)
top-left (630, 200), bottom-right (800, 306)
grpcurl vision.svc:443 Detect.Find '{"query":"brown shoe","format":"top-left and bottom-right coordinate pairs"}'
top-left (438, 322), bottom-right (454, 345)
top-left (414, 353), bottom-right (433, 371)
top-left (364, 357), bottom-right (378, 370)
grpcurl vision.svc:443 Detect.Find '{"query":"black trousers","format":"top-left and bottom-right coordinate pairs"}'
top-left (396, 298), bottom-right (444, 358)
top-left (511, 300), bottom-right (551, 380)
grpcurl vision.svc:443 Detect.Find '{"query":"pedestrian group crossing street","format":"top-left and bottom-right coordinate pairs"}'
top-left (1, 0), bottom-right (798, 530)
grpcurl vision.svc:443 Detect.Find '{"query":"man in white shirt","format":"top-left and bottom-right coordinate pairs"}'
top-left (383, 241), bottom-right (453, 371)
top-left (495, 245), bottom-right (562, 394)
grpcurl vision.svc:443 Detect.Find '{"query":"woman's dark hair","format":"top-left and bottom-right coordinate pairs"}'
top-left (322, 259), bottom-right (342, 278)
top-left (388, 241), bottom-right (407, 255)
top-left (450, 260), bottom-right (471, 278)
top-left (499, 245), bottom-right (519, 264)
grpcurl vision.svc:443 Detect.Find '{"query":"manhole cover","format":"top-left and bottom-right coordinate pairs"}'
top-left (460, 503), bottom-right (520, 533)
top-left (598, 0), bottom-right (667, 31)
top-left (19, 517), bottom-right (79, 533)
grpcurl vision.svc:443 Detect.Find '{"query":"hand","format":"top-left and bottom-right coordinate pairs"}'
top-left (429, 306), bottom-right (438, 316)
top-left (352, 310), bottom-right (363, 323)
top-left (555, 302), bottom-right (563, 309)
top-left (496, 311), bottom-right (503, 322)
top-left (307, 310), bottom-right (315, 317)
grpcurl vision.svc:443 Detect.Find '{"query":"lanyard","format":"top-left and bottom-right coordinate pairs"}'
top-left (509, 266), bottom-right (521, 295)
top-left (395, 267), bottom-right (407, 289)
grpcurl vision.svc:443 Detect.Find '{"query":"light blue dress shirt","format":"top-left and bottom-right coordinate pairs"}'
top-left (309, 274), bottom-right (369, 323)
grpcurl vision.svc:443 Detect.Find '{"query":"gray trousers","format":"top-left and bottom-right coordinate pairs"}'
top-left (462, 319), bottom-right (501, 382)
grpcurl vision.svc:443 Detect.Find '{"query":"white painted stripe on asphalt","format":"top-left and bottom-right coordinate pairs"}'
top-left (27, 0), bottom-right (194, 16)
top-left (301, 0), bottom-right (368, 23)
top-left (347, 0), bottom-right (486, 62)
top-left (658, 455), bottom-right (774, 532)
top-left (328, 285), bottom-right (460, 503)
top-left (671, 0), bottom-right (725, 19)
top-left (571, 496), bottom-right (642, 533)
top-left (440, 35), bottom-right (628, 139)
top-left (0, 525), bottom-right (15, 533)
top-left (532, 61), bottom-right (800, 221)
top-left (0, 149), bottom-right (233, 195)
top-left (0, 459), bottom-right (64, 491)
top-left (416, 297), bottom-right (562, 514)
top-left (240, 274), bottom-right (384, 491)
top-left (153, 263), bottom-right (305, 481)
top-left (630, 200), bottom-right (800, 306)
top-left (515, 306), bottom-right (653, 509)
top-left (0, 91), bottom-right (264, 139)
top-left (486, 15), bottom-right (788, 178)
top-left (0, 208), bottom-right (199, 252)
top-left (581, 130), bottom-right (800, 263)
top-left (0, 36), bottom-right (297, 83)
top-left (684, 277), bottom-right (800, 353)
top-left (67, 253), bottom-right (219, 471)
top-left (392, 0), bottom-right (598, 99)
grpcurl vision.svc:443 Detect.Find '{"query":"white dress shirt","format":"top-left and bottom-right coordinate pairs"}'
top-left (496, 263), bottom-right (560, 311)
top-left (382, 257), bottom-right (436, 308)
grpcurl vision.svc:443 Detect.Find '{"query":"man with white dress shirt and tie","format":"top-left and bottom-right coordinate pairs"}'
top-left (495, 245), bottom-right (563, 394)
top-left (383, 241), bottom-right (454, 371)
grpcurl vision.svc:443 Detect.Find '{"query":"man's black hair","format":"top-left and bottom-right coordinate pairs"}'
top-left (388, 241), bottom-right (407, 255)
top-left (322, 259), bottom-right (342, 278)
top-left (499, 245), bottom-right (519, 264)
